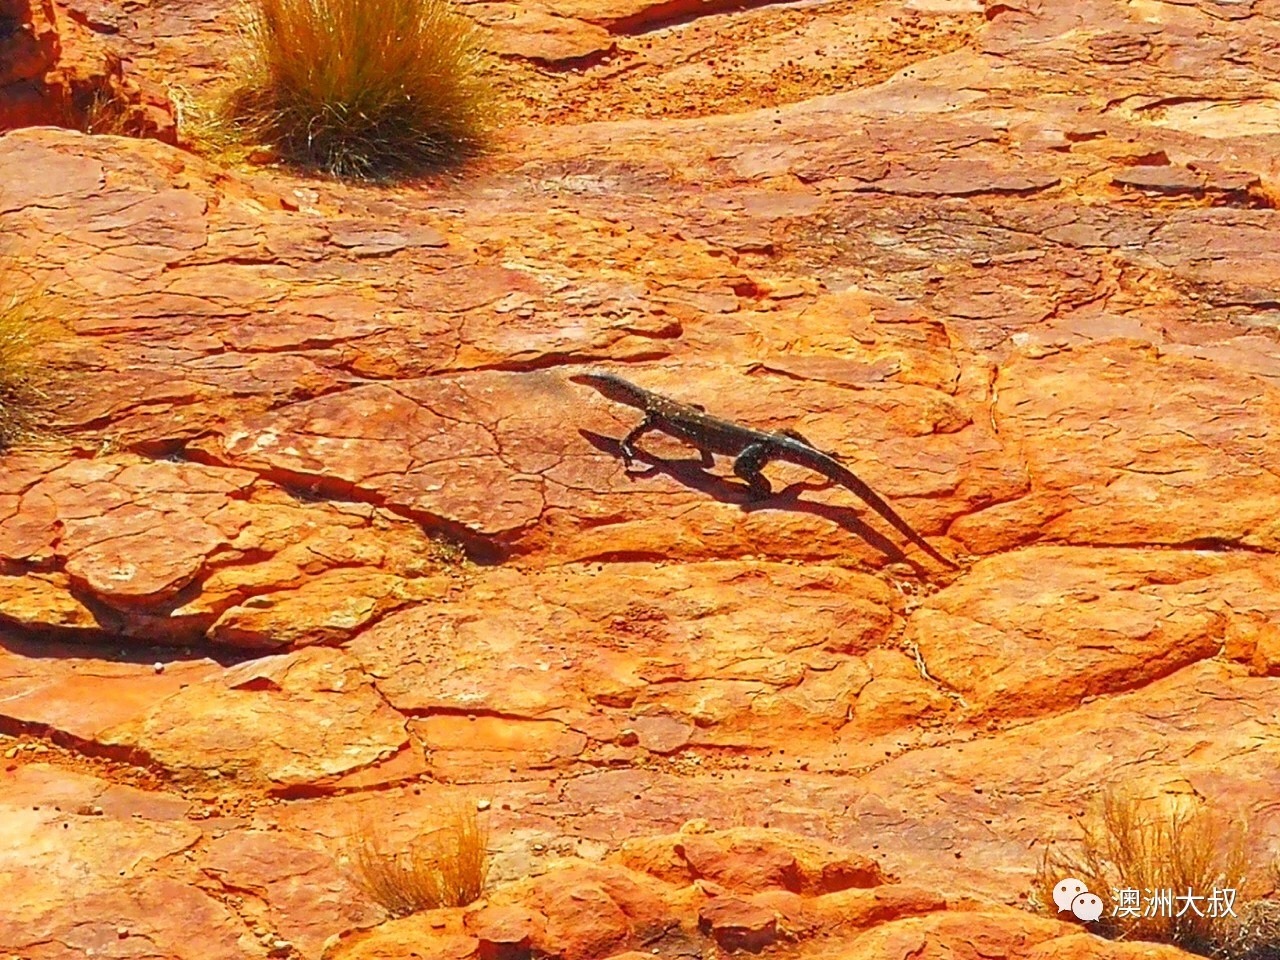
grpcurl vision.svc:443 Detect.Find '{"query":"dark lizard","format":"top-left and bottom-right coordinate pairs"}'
top-left (571, 370), bottom-right (957, 570)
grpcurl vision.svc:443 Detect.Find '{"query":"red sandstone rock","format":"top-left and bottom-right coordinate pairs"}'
top-left (1026, 935), bottom-right (1192, 959)
top-left (697, 895), bottom-right (779, 951)
top-left (0, 640), bottom-right (219, 743)
top-left (0, 0), bottom-right (174, 139)
top-left (618, 827), bottom-right (887, 895)
top-left (0, 0), bottom-right (59, 89)
top-left (97, 647), bottom-right (423, 792)
top-left (0, 450), bottom-right (458, 646)
top-left (799, 884), bottom-right (949, 933)
top-left (463, 904), bottom-right (543, 960)
top-left (839, 909), bottom-right (1075, 959)
top-left (906, 547), bottom-right (1249, 723)
top-left (333, 917), bottom-right (477, 960)
top-left (0, 765), bottom-right (264, 959)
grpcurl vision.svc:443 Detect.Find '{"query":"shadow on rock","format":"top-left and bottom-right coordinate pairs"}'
top-left (578, 429), bottom-right (916, 570)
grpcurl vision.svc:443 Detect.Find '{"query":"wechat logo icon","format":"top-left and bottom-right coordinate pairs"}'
top-left (1053, 878), bottom-right (1104, 922)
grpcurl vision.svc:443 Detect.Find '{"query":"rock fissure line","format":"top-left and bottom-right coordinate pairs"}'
top-left (0, 712), bottom-right (170, 778)
top-left (178, 445), bottom-right (503, 562)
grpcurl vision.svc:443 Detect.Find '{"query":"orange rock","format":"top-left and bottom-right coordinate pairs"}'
top-left (207, 569), bottom-right (452, 649)
top-left (0, 765), bottom-right (261, 959)
top-left (1028, 934), bottom-right (1195, 958)
top-left (1234, 614), bottom-right (1280, 677)
top-left (697, 895), bottom-right (779, 951)
top-left (0, 0), bottom-right (59, 85)
top-left (799, 884), bottom-right (948, 933)
top-left (0, 0), bottom-right (174, 139)
top-left (0, 571), bottom-right (104, 635)
top-left (334, 926), bottom-right (478, 960)
top-left (97, 648), bottom-right (420, 792)
top-left (535, 878), bottom-right (643, 960)
top-left (0, 640), bottom-right (218, 745)
top-left (4, 0), bottom-right (1280, 956)
top-left (349, 560), bottom-right (897, 770)
top-left (202, 830), bottom-right (381, 957)
top-left (907, 547), bottom-right (1240, 723)
top-left (538, 863), bottom-right (677, 954)
top-left (850, 649), bottom-right (957, 736)
top-left (463, 904), bottom-right (543, 959)
top-left (838, 909), bottom-right (1074, 959)
top-left (0, 450), bottom-right (457, 646)
top-left (618, 827), bottom-right (887, 895)
top-left (415, 714), bottom-right (589, 778)
top-left (487, 8), bottom-right (616, 66)
top-left (952, 344), bottom-right (1280, 555)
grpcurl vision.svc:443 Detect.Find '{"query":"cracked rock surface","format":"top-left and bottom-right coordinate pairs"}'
top-left (3, 0), bottom-right (1280, 958)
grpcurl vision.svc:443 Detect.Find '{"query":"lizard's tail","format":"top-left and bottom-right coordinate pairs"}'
top-left (817, 456), bottom-right (959, 570)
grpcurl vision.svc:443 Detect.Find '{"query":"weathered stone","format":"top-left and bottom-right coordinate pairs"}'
top-left (97, 648), bottom-right (420, 791)
top-left (908, 547), bottom-right (1240, 722)
top-left (0, 765), bottom-right (263, 960)
top-left (0, 0), bottom-right (174, 139)
top-left (697, 896), bottom-right (779, 952)
top-left (463, 904), bottom-right (543, 960)
top-left (202, 830), bottom-right (380, 957)
top-left (618, 828), bottom-right (886, 895)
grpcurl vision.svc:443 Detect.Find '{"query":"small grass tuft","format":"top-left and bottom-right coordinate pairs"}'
top-left (223, 0), bottom-right (495, 179)
top-left (0, 270), bottom-right (55, 450)
top-left (1036, 789), bottom-right (1280, 959)
top-left (79, 89), bottom-right (135, 137)
top-left (348, 802), bottom-right (490, 918)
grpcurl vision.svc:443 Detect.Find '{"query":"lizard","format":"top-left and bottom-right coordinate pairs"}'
top-left (571, 370), bottom-right (957, 570)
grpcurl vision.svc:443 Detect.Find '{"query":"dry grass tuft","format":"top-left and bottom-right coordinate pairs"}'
top-left (1036, 789), bottom-right (1280, 958)
top-left (79, 90), bottom-right (135, 137)
top-left (348, 803), bottom-right (490, 918)
top-left (170, 85), bottom-right (257, 168)
top-left (0, 269), bottom-right (55, 450)
top-left (223, 0), bottom-right (495, 179)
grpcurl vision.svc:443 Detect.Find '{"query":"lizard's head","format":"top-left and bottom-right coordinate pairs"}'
top-left (569, 370), bottom-right (650, 409)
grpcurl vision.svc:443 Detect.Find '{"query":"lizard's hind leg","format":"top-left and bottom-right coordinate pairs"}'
top-left (733, 442), bottom-right (775, 501)
top-left (620, 414), bottom-right (657, 468)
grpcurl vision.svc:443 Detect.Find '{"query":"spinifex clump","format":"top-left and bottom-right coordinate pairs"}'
top-left (226, 0), bottom-right (494, 178)
top-left (347, 803), bottom-right (490, 918)
top-left (0, 268), bottom-right (54, 450)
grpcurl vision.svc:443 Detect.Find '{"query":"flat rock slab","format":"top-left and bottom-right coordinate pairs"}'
top-left (0, 765), bottom-right (262, 960)
top-left (94, 647), bottom-right (422, 792)
top-left (0, 450), bottom-right (456, 646)
top-left (346, 560), bottom-right (930, 775)
top-left (952, 342), bottom-right (1280, 554)
top-left (909, 546), bottom-right (1279, 721)
top-left (0, 639), bottom-right (220, 743)
top-left (190, 352), bottom-right (981, 564)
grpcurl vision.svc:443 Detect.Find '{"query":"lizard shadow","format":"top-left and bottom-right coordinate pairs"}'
top-left (579, 429), bottom-right (919, 570)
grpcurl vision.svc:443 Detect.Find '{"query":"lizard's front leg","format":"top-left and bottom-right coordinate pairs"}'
top-left (733, 442), bottom-right (775, 501)
top-left (620, 414), bottom-right (657, 470)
